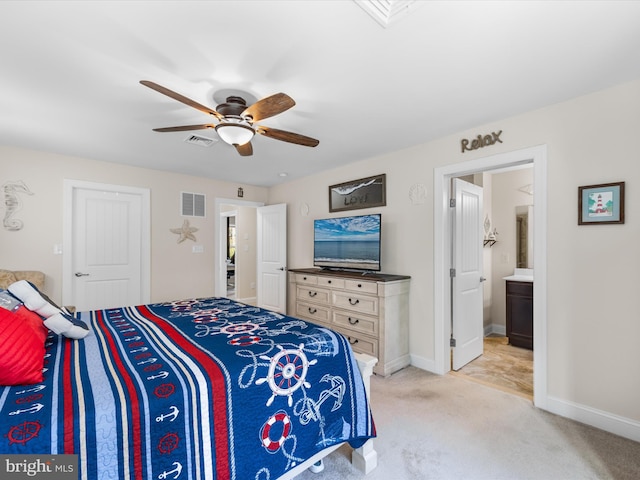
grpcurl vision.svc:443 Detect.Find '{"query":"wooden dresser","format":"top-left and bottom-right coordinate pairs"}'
top-left (288, 268), bottom-right (410, 376)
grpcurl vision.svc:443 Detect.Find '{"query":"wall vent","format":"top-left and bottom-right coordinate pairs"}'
top-left (184, 134), bottom-right (216, 147)
top-left (182, 192), bottom-right (206, 217)
top-left (353, 0), bottom-right (421, 28)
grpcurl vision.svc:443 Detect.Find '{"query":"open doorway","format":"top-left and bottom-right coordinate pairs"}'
top-left (215, 198), bottom-right (263, 305)
top-left (224, 212), bottom-right (237, 299)
top-left (452, 166), bottom-right (535, 399)
top-left (434, 145), bottom-right (548, 408)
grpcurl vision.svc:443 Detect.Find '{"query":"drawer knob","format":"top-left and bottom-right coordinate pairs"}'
top-left (348, 337), bottom-right (359, 345)
top-left (348, 317), bottom-right (359, 325)
top-left (308, 291), bottom-right (317, 297)
top-left (348, 298), bottom-right (360, 306)
top-left (308, 307), bottom-right (317, 314)
top-left (328, 280), bottom-right (332, 284)
top-left (303, 276), bottom-right (307, 280)
top-left (357, 283), bottom-right (362, 288)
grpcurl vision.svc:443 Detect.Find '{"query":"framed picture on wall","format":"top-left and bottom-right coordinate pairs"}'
top-left (578, 181), bottom-right (625, 225)
top-left (329, 174), bottom-right (386, 212)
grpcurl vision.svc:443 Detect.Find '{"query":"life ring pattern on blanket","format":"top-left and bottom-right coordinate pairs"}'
top-left (260, 411), bottom-right (291, 452)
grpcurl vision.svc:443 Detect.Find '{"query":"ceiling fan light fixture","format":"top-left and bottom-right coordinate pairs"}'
top-left (215, 123), bottom-right (255, 146)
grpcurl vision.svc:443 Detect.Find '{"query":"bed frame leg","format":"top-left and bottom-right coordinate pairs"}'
top-left (309, 459), bottom-right (325, 474)
top-left (352, 439), bottom-right (378, 474)
top-left (353, 353), bottom-right (378, 474)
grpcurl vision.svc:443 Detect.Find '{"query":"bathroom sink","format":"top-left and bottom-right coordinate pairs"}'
top-left (503, 268), bottom-right (533, 282)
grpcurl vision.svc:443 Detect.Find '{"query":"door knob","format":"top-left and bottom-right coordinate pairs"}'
top-left (75, 272), bottom-right (90, 277)
top-left (480, 277), bottom-right (487, 282)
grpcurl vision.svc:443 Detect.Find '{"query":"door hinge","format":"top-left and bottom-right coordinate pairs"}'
top-left (450, 198), bottom-right (456, 208)
top-left (450, 337), bottom-right (456, 347)
top-left (449, 268), bottom-right (456, 278)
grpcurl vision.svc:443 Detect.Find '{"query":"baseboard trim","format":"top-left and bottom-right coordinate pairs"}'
top-left (545, 395), bottom-right (640, 443)
top-left (484, 324), bottom-right (506, 336)
top-left (384, 354), bottom-right (411, 375)
top-left (410, 355), bottom-right (640, 443)
top-left (237, 296), bottom-right (257, 306)
top-left (410, 354), bottom-right (439, 374)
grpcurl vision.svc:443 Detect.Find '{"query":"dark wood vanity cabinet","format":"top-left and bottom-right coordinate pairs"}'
top-left (505, 280), bottom-right (533, 349)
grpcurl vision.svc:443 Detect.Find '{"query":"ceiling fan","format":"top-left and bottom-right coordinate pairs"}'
top-left (140, 80), bottom-right (319, 156)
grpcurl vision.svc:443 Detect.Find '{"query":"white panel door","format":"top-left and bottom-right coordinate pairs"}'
top-left (452, 178), bottom-right (485, 370)
top-left (257, 203), bottom-right (287, 313)
top-left (70, 185), bottom-right (145, 311)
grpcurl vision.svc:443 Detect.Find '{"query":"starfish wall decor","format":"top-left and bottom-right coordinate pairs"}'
top-left (170, 219), bottom-right (198, 243)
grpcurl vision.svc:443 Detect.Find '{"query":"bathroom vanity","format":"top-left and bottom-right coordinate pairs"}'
top-left (503, 268), bottom-right (533, 350)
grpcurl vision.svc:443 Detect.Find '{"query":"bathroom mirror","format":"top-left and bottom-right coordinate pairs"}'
top-left (516, 205), bottom-right (534, 268)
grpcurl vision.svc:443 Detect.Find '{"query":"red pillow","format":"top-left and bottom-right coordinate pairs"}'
top-left (0, 304), bottom-right (49, 385)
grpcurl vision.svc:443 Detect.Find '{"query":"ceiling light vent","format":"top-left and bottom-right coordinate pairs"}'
top-left (353, 0), bottom-right (421, 28)
top-left (182, 192), bottom-right (206, 218)
top-left (184, 134), bottom-right (217, 147)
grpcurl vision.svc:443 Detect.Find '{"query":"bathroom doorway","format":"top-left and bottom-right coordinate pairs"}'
top-left (434, 145), bottom-right (547, 408)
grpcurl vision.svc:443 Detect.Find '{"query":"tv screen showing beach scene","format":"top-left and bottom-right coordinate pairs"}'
top-left (313, 214), bottom-right (381, 271)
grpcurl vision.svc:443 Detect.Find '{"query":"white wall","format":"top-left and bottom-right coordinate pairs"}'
top-left (269, 79), bottom-right (640, 435)
top-left (0, 146), bottom-right (268, 303)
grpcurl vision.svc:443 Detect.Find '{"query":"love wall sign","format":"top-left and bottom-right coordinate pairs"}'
top-left (460, 130), bottom-right (503, 153)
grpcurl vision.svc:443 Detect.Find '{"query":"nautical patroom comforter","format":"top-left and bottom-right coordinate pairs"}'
top-left (0, 297), bottom-right (375, 480)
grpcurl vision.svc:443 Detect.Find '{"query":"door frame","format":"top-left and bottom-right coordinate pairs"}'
top-left (62, 179), bottom-right (151, 308)
top-left (214, 197), bottom-right (264, 297)
top-left (434, 145), bottom-right (548, 408)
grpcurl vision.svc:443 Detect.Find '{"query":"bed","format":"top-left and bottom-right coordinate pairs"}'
top-left (0, 292), bottom-right (377, 480)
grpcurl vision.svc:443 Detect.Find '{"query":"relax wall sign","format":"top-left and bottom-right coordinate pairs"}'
top-left (460, 130), bottom-right (503, 153)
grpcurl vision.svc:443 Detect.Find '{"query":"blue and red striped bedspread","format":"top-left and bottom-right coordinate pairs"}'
top-left (0, 297), bottom-right (375, 479)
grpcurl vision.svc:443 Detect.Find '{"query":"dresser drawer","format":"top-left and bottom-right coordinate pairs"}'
top-left (333, 291), bottom-right (378, 315)
top-left (295, 301), bottom-right (331, 325)
top-left (296, 274), bottom-right (318, 285)
top-left (296, 285), bottom-right (331, 305)
top-left (334, 327), bottom-right (378, 357)
top-left (318, 276), bottom-right (345, 289)
top-left (344, 279), bottom-right (378, 295)
top-left (333, 311), bottom-right (378, 336)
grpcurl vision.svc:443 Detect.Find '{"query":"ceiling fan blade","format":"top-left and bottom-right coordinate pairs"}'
top-left (256, 126), bottom-right (319, 147)
top-left (152, 124), bottom-right (216, 132)
top-left (243, 93), bottom-right (295, 122)
top-left (140, 80), bottom-right (223, 120)
top-left (235, 142), bottom-right (253, 156)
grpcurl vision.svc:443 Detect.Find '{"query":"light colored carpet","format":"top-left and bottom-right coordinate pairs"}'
top-left (294, 366), bottom-right (640, 480)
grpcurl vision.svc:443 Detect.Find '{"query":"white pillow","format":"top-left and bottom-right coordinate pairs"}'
top-left (8, 280), bottom-right (89, 339)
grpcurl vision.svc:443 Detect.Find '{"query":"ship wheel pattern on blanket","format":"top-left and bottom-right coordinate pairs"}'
top-left (256, 344), bottom-right (318, 407)
top-left (159, 297), bottom-right (360, 473)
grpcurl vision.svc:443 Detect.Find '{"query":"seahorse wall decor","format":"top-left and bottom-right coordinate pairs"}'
top-left (2, 180), bottom-right (34, 231)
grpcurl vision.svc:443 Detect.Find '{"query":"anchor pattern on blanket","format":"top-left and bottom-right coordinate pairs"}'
top-left (0, 296), bottom-right (374, 480)
top-left (155, 297), bottom-right (363, 477)
top-left (4, 334), bottom-right (52, 446)
top-left (109, 309), bottom-right (184, 478)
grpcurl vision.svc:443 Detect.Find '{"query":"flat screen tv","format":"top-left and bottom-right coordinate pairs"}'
top-left (313, 213), bottom-right (381, 271)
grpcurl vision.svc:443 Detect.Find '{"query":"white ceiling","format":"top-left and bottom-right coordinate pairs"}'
top-left (2, 1), bottom-right (640, 187)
